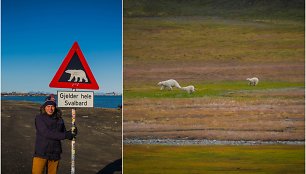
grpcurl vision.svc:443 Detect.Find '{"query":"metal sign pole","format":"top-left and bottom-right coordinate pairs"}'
top-left (49, 42), bottom-right (99, 174)
top-left (71, 88), bottom-right (76, 174)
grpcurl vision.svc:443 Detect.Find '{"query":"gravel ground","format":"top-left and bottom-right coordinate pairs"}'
top-left (1, 100), bottom-right (122, 174)
top-left (124, 138), bottom-right (305, 146)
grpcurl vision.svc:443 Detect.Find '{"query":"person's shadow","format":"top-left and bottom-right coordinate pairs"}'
top-left (96, 158), bottom-right (122, 174)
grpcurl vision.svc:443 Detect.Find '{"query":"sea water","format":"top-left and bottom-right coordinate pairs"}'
top-left (1, 95), bottom-right (122, 109)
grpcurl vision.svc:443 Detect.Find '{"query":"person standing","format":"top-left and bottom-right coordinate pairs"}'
top-left (32, 94), bottom-right (77, 174)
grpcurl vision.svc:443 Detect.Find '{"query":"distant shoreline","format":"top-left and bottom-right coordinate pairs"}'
top-left (1, 94), bottom-right (122, 97)
top-left (2, 95), bottom-right (122, 109)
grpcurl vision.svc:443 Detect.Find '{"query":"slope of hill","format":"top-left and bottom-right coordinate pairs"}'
top-left (124, 0), bottom-right (304, 21)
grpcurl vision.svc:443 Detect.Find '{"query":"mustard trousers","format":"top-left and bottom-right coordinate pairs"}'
top-left (32, 157), bottom-right (59, 174)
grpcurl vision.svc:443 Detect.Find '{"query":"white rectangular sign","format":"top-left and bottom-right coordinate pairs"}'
top-left (57, 91), bottom-right (94, 108)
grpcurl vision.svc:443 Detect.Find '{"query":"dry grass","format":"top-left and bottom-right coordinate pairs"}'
top-left (124, 63), bottom-right (304, 87)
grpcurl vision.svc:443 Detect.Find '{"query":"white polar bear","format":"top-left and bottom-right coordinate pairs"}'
top-left (181, 85), bottom-right (195, 94)
top-left (65, 69), bottom-right (88, 82)
top-left (157, 79), bottom-right (181, 90)
top-left (246, 77), bottom-right (259, 86)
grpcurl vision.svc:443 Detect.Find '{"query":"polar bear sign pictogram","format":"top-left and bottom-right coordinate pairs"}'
top-left (49, 42), bottom-right (99, 90)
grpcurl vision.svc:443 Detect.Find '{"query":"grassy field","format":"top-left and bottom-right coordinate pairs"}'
top-left (123, 17), bottom-right (304, 92)
top-left (123, 1), bottom-right (304, 172)
top-left (123, 2), bottom-right (304, 141)
top-left (124, 17), bottom-right (304, 63)
top-left (124, 81), bottom-right (304, 99)
top-left (124, 144), bottom-right (305, 174)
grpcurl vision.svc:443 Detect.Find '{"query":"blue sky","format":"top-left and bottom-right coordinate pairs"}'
top-left (2, 0), bottom-right (122, 93)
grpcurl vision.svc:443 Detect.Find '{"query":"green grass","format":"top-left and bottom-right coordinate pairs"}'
top-left (124, 145), bottom-right (305, 174)
top-left (124, 81), bottom-right (304, 99)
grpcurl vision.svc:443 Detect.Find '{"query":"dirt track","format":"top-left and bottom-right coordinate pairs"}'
top-left (1, 100), bottom-right (122, 174)
top-left (123, 87), bottom-right (305, 141)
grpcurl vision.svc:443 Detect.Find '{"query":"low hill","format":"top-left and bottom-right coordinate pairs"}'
top-left (124, 0), bottom-right (304, 21)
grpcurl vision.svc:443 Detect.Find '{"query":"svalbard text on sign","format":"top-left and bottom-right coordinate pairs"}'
top-left (57, 91), bottom-right (94, 108)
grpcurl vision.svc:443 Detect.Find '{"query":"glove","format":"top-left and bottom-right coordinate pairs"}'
top-left (65, 131), bottom-right (76, 140)
top-left (72, 126), bottom-right (78, 136)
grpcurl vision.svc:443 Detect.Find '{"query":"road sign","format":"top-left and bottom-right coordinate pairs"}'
top-left (49, 42), bottom-right (99, 90)
top-left (57, 91), bottom-right (94, 108)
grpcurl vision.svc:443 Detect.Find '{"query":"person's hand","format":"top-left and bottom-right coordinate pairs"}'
top-left (72, 126), bottom-right (78, 135)
top-left (65, 131), bottom-right (76, 140)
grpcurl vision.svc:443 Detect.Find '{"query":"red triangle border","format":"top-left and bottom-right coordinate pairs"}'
top-left (49, 42), bottom-right (99, 90)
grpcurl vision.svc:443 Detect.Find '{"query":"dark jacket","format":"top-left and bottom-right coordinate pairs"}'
top-left (33, 113), bottom-right (66, 160)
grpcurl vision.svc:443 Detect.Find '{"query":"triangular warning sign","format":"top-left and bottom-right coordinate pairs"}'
top-left (49, 42), bottom-right (99, 90)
